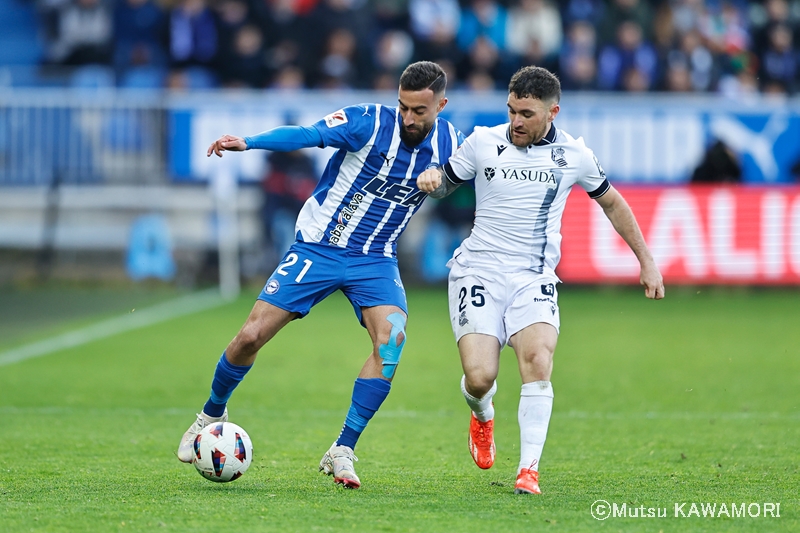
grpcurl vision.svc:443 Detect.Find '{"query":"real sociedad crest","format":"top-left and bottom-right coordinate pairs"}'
top-left (551, 147), bottom-right (567, 167)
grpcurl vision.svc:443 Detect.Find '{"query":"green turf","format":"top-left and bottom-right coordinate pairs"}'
top-left (1, 286), bottom-right (798, 532)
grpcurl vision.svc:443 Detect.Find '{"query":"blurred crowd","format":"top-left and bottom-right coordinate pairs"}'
top-left (34, 0), bottom-right (800, 93)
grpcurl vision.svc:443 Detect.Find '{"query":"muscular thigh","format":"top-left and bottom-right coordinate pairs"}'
top-left (448, 264), bottom-right (507, 346)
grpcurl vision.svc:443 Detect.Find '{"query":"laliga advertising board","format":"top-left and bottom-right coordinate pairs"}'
top-left (559, 185), bottom-right (800, 285)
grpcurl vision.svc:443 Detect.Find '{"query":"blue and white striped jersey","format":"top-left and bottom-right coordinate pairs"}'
top-left (296, 103), bottom-right (464, 257)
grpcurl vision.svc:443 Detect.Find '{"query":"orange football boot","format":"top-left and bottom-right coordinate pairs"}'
top-left (514, 468), bottom-right (541, 494)
top-left (468, 413), bottom-right (495, 469)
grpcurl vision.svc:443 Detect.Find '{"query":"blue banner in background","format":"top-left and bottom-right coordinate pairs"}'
top-left (169, 92), bottom-right (800, 185)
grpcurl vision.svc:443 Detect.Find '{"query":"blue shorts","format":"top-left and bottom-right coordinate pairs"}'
top-left (258, 241), bottom-right (408, 325)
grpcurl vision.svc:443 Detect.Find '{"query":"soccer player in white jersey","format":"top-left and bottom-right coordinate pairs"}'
top-left (176, 62), bottom-right (464, 489)
top-left (416, 66), bottom-right (664, 494)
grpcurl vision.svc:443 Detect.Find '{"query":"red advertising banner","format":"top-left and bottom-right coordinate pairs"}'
top-left (559, 185), bottom-right (800, 285)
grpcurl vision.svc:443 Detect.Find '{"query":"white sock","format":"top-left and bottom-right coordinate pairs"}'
top-left (461, 375), bottom-right (496, 422)
top-left (518, 381), bottom-right (553, 473)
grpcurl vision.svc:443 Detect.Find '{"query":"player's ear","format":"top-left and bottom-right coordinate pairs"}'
top-left (437, 96), bottom-right (448, 113)
top-left (549, 103), bottom-right (560, 122)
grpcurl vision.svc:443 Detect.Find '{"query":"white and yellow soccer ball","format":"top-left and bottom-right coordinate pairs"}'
top-left (193, 422), bottom-right (253, 483)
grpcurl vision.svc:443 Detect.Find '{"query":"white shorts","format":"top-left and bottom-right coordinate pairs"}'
top-left (447, 260), bottom-right (560, 347)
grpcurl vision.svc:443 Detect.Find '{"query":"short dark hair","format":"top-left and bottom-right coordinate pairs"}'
top-left (399, 61), bottom-right (447, 95)
top-left (508, 66), bottom-right (561, 103)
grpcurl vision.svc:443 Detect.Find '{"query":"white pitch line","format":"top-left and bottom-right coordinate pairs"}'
top-left (0, 288), bottom-right (229, 367)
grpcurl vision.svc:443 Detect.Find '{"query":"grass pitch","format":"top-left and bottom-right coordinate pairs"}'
top-left (1, 285), bottom-right (798, 532)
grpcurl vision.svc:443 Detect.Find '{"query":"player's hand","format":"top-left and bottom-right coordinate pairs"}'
top-left (641, 261), bottom-right (665, 300)
top-left (207, 135), bottom-right (247, 157)
top-left (417, 168), bottom-right (442, 193)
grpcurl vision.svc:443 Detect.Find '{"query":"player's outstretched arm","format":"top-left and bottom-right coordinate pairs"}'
top-left (594, 185), bottom-right (665, 300)
top-left (207, 135), bottom-right (247, 157)
top-left (207, 126), bottom-right (324, 158)
top-left (416, 167), bottom-right (460, 199)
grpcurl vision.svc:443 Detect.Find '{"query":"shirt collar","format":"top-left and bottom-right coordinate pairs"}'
top-left (533, 123), bottom-right (557, 146)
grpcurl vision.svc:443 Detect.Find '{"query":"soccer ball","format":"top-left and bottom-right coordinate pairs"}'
top-left (193, 422), bottom-right (253, 483)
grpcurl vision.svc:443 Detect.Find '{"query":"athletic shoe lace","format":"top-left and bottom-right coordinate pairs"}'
top-left (475, 423), bottom-right (489, 445)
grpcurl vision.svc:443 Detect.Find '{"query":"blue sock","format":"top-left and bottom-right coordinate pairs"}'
top-left (203, 352), bottom-right (252, 417)
top-left (335, 378), bottom-right (392, 450)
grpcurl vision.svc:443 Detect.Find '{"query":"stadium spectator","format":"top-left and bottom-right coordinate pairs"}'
top-left (506, 0), bottom-right (563, 74)
top-left (668, 29), bottom-right (717, 91)
top-left (750, 0), bottom-right (796, 58)
top-left (663, 61), bottom-right (693, 91)
top-left (369, 0), bottom-right (410, 31)
top-left (698, 1), bottom-right (749, 58)
top-left (112, 0), bottom-right (167, 75)
top-left (671, 0), bottom-right (707, 35)
top-left (559, 20), bottom-right (598, 90)
top-left (596, 0), bottom-right (654, 47)
top-left (45, 0), bottom-right (113, 66)
top-left (408, 0), bottom-right (461, 65)
top-left (176, 61), bottom-right (465, 491)
top-left (457, 0), bottom-right (508, 52)
top-left (597, 19), bottom-right (658, 90)
top-left (213, 0), bottom-right (252, 68)
top-left (313, 28), bottom-right (361, 88)
top-left (458, 36), bottom-right (505, 88)
top-left (372, 30), bottom-right (415, 82)
top-left (218, 24), bottom-right (270, 88)
top-left (167, 0), bottom-right (218, 70)
top-left (415, 65), bottom-right (663, 495)
top-left (304, 0), bottom-right (371, 87)
top-left (717, 51), bottom-right (760, 98)
top-left (260, 148), bottom-right (319, 264)
top-left (758, 22), bottom-right (799, 93)
top-left (270, 63), bottom-right (306, 88)
top-left (15, 0), bottom-right (800, 93)
top-left (559, 0), bottom-right (603, 25)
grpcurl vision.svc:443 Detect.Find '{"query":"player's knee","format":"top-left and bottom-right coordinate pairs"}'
top-left (234, 323), bottom-right (267, 355)
top-left (464, 373), bottom-right (495, 398)
top-left (378, 312), bottom-right (406, 379)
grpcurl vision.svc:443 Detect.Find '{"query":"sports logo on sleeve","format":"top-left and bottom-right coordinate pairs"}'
top-left (323, 109), bottom-right (348, 128)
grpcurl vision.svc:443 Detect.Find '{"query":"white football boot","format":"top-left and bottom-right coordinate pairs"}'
top-left (176, 409), bottom-right (228, 463)
top-left (319, 443), bottom-right (361, 488)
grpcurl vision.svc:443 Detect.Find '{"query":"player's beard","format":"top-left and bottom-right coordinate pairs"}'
top-left (400, 123), bottom-right (430, 147)
top-left (508, 122), bottom-right (548, 147)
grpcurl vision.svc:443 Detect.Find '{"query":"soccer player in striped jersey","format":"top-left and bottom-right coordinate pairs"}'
top-left (176, 61), bottom-right (464, 489)
top-left (416, 66), bottom-right (664, 495)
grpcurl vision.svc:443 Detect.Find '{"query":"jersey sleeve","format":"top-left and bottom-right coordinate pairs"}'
top-left (577, 143), bottom-right (610, 199)
top-left (311, 104), bottom-right (375, 152)
top-left (442, 130), bottom-right (478, 184)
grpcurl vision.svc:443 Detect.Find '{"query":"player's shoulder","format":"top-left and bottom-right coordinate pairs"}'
top-left (554, 127), bottom-right (587, 148)
top-left (554, 127), bottom-right (594, 156)
top-left (320, 103), bottom-right (378, 129)
top-left (435, 115), bottom-right (459, 131)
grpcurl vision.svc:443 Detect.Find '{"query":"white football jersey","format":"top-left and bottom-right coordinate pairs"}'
top-left (443, 123), bottom-right (610, 276)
